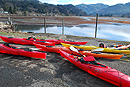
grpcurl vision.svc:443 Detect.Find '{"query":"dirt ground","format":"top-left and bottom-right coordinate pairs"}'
top-left (0, 16), bottom-right (130, 87)
top-left (0, 33), bottom-right (130, 87)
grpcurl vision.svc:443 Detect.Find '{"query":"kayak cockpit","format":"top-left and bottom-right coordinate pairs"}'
top-left (3, 43), bottom-right (33, 52)
top-left (78, 56), bottom-right (106, 67)
top-left (4, 43), bottom-right (17, 49)
top-left (4, 43), bottom-right (11, 47)
top-left (27, 37), bottom-right (36, 41)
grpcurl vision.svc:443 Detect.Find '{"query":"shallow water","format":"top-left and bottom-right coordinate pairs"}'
top-left (16, 23), bottom-right (130, 42)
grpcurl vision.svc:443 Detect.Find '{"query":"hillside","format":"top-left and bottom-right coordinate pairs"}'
top-left (0, 0), bottom-right (87, 16)
top-left (76, 2), bottom-right (130, 16)
top-left (76, 3), bottom-right (109, 14)
top-left (1, 0), bottom-right (130, 17)
top-left (92, 2), bottom-right (130, 16)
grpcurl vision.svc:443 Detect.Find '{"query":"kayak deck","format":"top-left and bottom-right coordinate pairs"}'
top-left (0, 43), bottom-right (46, 59)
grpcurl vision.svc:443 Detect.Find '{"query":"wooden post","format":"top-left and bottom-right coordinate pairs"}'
top-left (44, 17), bottom-right (46, 33)
top-left (62, 18), bottom-right (64, 35)
top-left (11, 25), bottom-right (16, 32)
top-left (95, 12), bottom-right (98, 38)
top-left (8, 16), bottom-right (10, 22)
top-left (8, 16), bottom-right (11, 25)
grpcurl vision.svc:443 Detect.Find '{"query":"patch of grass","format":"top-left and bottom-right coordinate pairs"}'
top-left (0, 31), bottom-right (48, 39)
top-left (0, 32), bottom-right (8, 35)
top-left (119, 59), bottom-right (129, 62)
top-left (125, 54), bottom-right (130, 58)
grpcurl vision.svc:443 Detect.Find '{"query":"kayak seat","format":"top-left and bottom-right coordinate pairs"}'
top-left (99, 43), bottom-right (106, 48)
top-left (80, 58), bottom-right (85, 63)
top-left (8, 37), bottom-right (13, 38)
top-left (46, 46), bottom-right (53, 47)
top-left (78, 49), bottom-right (84, 51)
top-left (23, 48), bottom-right (32, 51)
top-left (11, 46), bottom-right (17, 49)
top-left (37, 41), bottom-right (46, 42)
top-left (86, 61), bottom-right (106, 67)
top-left (91, 52), bottom-right (101, 54)
top-left (4, 43), bottom-right (11, 48)
top-left (79, 59), bottom-right (106, 67)
top-left (74, 44), bottom-right (80, 46)
top-left (27, 37), bottom-right (36, 40)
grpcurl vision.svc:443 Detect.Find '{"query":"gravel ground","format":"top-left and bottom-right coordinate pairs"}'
top-left (0, 34), bottom-right (130, 87)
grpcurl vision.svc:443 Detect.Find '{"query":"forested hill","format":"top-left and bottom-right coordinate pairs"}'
top-left (76, 2), bottom-right (130, 17)
top-left (0, 0), bottom-right (87, 16)
top-left (76, 3), bottom-right (109, 14)
top-left (92, 2), bottom-right (130, 16)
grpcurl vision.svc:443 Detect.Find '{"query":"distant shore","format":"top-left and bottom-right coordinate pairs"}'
top-left (0, 16), bottom-right (130, 26)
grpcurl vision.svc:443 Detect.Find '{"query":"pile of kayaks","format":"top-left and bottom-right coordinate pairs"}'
top-left (0, 36), bottom-right (130, 87)
top-left (61, 43), bottom-right (130, 54)
top-left (34, 43), bottom-right (123, 59)
top-left (0, 36), bottom-right (87, 46)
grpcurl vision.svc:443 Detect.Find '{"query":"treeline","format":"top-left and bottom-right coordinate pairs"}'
top-left (99, 14), bottom-right (113, 17)
top-left (0, 0), bottom-right (87, 16)
top-left (0, 0), bottom-right (18, 14)
top-left (0, 0), bottom-right (39, 14)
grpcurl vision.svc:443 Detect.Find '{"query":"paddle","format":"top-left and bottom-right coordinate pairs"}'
top-left (91, 48), bottom-right (104, 52)
top-left (29, 48), bottom-right (40, 51)
top-left (69, 46), bottom-right (96, 63)
top-left (70, 46), bottom-right (85, 57)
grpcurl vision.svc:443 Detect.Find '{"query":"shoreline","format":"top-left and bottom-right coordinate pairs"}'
top-left (1, 16), bottom-right (130, 26)
top-left (1, 31), bottom-right (130, 46)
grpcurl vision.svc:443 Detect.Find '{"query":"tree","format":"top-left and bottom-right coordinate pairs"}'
top-left (23, 11), bottom-right (27, 16)
top-left (8, 6), bottom-right (14, 14)
top-left (13, 5), bottom-right (17, 14)
top-left (3, 3), bottom-right (8, 11)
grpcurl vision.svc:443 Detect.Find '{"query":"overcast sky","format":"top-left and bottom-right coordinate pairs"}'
top-left (39, 0), bottom-right (130, 5)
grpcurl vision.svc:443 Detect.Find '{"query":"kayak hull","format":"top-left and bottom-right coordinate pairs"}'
top-left (37, 39), bottom-right (87, 45)
top-left (0, 36), bottom-right (55, 46)
top-left (34, 43), bottom-right (123, 59)
top-left (61, 43), bottom-right (130, 54)
top-left (59, 50), bottom-right (130, 87)
top-left (0, 44), bottom-right (46, 59)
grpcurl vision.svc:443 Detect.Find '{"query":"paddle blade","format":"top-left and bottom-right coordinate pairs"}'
top-left (70, 46), bottom-right (79, 53)
top-left (29, 48), bottom-right (41, 51)
top-left (91, 48), bottom-right (104, 52)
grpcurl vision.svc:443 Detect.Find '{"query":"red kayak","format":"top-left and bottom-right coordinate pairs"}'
top-left (36, 39), bottom-right (87, 45)
top-left (0, 36), bottom-right (55, 46)
top-left (0, 43), bottom-right (46, 59)
top-left (59, 50), bottom-right (130, 87)
top-left (34, 43), bottom-right (123, 59)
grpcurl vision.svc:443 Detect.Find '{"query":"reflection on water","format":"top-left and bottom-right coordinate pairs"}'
top-left (16, 23), bottom-right (130, 42)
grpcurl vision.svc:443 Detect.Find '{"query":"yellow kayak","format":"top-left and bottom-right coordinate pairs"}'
top-left (61, 43), bottom-right (130, 54)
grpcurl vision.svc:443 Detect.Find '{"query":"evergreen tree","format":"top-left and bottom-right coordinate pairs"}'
top-left (23, 11), bottom-right (26, 16)
top-left (8, 6), bottom-right (14, 14)
top-left (3, 3), bottom-right (8, 11)
top-left (13, 5), bottom-right (17, 14)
